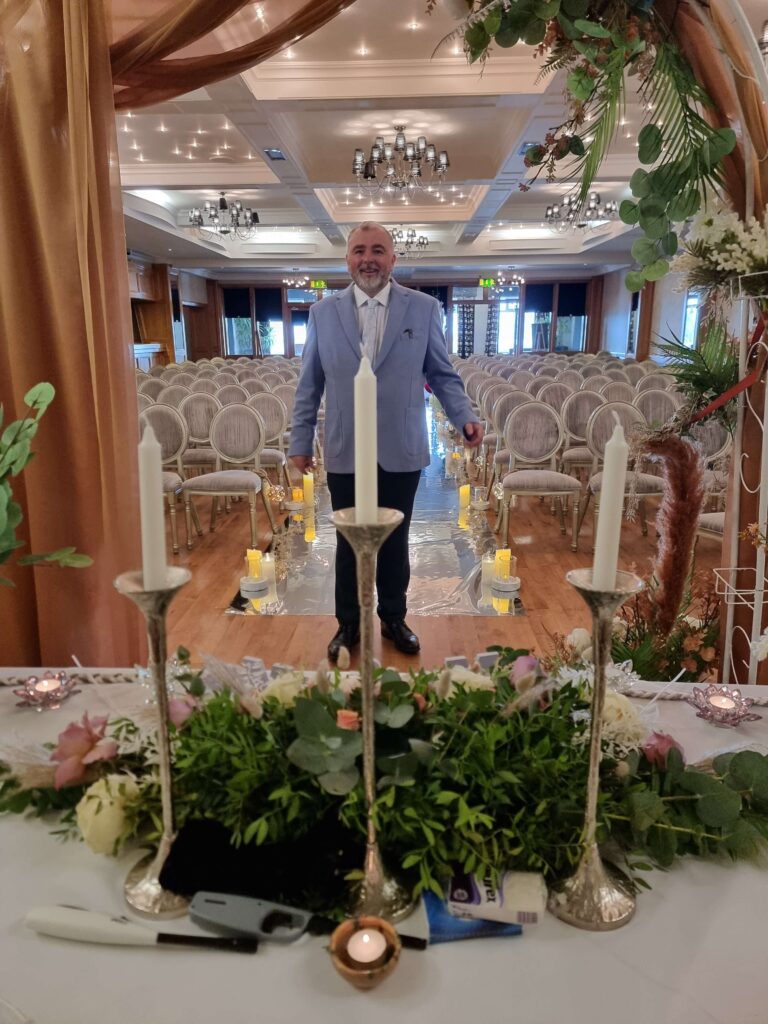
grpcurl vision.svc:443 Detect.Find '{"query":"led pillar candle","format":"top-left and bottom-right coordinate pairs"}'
top-left (246, 548), bottom-right (262, 579)
top-left (495, 548), bottom-right (511, 580)
top-left (138, 425), bottom-right (167, 590)
top-left (592, 423), bottom-right (629, 590)
top-left (459, 484), bottom-right (470, 509)
top-left (354, 355), bottom-right (378, 524)
top-left (303, 472), bottom-right (314, 509)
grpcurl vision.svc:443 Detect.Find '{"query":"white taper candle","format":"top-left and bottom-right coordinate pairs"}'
top-left (592, 422), bottom-right (629, 590)
top-left (138, 425), bottom-right (167, 590)
top-left (354, 355), bottom-right (378, 523)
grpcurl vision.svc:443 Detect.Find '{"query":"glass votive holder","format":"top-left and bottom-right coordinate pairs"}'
top-left (471, 486), bottom-right (489, 511)
top-left (685, 684), bottom-right (762, 727)
top-left (14, 671), bottom-right (80, 711)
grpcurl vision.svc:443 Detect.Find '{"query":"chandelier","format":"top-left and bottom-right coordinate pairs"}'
top-left (188, 192), bottom-right (259, 240)
top-left (283, 274), bottom-right (309, 287)
top-left (352, 125), bottom-right (449, 202)
top-left (545, 192), bottom-right (618, 232)
top-left (492, 270), bottom-right (525, 296)
top-left (389, 227), bottom-right (429, 259)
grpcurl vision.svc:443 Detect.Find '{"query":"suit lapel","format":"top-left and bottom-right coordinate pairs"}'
top-left (374, 281), bottom-right (408, 372)
top-left (334, 285), bottom-right (362, 361)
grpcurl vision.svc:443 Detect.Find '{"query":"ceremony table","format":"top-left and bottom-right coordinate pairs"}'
top-left (1, 672), bottom-right (768, 1024)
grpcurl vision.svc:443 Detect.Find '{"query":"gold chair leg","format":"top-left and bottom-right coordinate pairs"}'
top-left (260, 485), bottom-right (278, 535)
top-left (571, 497), bottom-right (579, 552)
top-left (577, 488), bottom-right (592, 536)
top-left (592, 498), bottom-right (600, 552)
top-left (183, 495), bottom-right (195, 550)
top-left (167, 492), bottom-right (179, 555)
top-left (210, 496), bottom-right (219, 532)
top-left (557, 496), bottom-right (566, 535)
top-left (248, 493), bottom-right (258, 548)
top-left (190, 502), bottom-right (203, 535)
top-left (282, 460), bottom-right (291, 490)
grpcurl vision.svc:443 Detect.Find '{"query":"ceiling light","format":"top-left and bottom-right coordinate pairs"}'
top-left (285, 47), bottom-right (294, 58)
top-left (158, 123), bottom-right (168, 132)
top-left (173, 147), bottom-right (181, 156)
top-left (283, 274), bottom-right (309, 287)
top-left (352, 125), bottom-right (450, 203)
top-left (358, 44), bottom-right (369, 56)
top-left (390, 226), bottom-right (429, 259)
top-left (544, 192), bottom-right (618, 232)
top-left (187, 192), bottom-right (259, 241)
top-left (264, 148), bottom-right (286, 161)
top-left (492, 270), bottom-right (524, 296)
top-left (408, 20), bottom-right (420, 30)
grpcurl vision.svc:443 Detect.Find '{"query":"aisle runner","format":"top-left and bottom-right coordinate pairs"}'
top-left (228, 406), bottom-right (525, 618)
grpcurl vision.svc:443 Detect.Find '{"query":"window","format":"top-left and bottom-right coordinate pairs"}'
top-left (452, 286), bottom-right (484, 301)
top-left (523, 283), bottom-right (554, 351)
top-left (682, 289), bottom-right (703, 349)
top-left (222, 287), bottom-right (253, 356)
top-left (497, 290), bottom-right (520, 354)
top-left (257, 320), bottom-right (285, 356)
top-left (555, 282), bottom-right (588, 353)
top-left (286, 288), bottom-right (317, 304)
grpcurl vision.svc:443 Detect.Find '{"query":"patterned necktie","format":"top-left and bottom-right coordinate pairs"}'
top-left (361, 298), bottom-right (379, 363)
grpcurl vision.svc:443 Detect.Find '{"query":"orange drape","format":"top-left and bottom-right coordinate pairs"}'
top-left (0, 0), bottom-right (354, 666)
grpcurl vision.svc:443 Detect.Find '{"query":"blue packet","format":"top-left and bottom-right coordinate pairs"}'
top-left (422, 891), bottom-right (523, 944)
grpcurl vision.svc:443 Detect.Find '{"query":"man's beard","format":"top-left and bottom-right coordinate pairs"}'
top-left (350, 266), bottom-right (389, 295)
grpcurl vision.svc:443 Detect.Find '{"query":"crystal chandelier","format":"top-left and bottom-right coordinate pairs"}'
top-left (352, 125), bottom-right (449, 202)
top-left (188, 192), bottom-right (259, 240)
top-left (545, 192), bottom-right (618, 232)
top-left (282, 274), bottom-right (309, 287)
top-left (389, 227), bottom-right (429, 259)
top-left (492, 270), bottom-right (524, 296)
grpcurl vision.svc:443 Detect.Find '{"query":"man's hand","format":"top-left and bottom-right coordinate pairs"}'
top-left (291, 455), bottom-right (314, 473)
top-left (463, 422), bottom-right (484, 448)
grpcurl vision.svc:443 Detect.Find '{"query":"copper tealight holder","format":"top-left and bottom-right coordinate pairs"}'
top-left (329, 916), bottom-right (401, 990)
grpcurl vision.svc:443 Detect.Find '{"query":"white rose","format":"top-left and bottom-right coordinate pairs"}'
top-left (76, 775), bottom-right (139, 856)
top-left (435, 665), bottom-right (495, 699)
top-left (239, 690), bottom-right (264, 719)
top-left (566, 627), bottom-right (593, 659)
top-left (261, 671), bottom-right (307, 706)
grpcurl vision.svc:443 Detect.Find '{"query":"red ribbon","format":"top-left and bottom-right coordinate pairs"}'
top-left (689, 311), bottom-right (767, 423)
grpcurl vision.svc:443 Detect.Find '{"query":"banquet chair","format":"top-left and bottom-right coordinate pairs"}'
top-left (637, 372), bottom-right (674, 393)
top-left (137, 392), bottom-right (154, 414)
top-left (214, 372), bottom-right (239, 385)
top-left (261, 372), bottom-right (285, 390)
top-left (216, 383), bottom-right (249, 406)
top-left (604, 368), bottom-right (629, 382)
top-left (169, 372), bottom-right (195, 388)
top-left (496, 403), bottom-right (582, 550)
top-left (138, 405), bottom-right (188, 554)
top-left (580, 374), bottom-right (611, 394)
top-left (623, 363), bottom-right (648, 386)
top-left (601, 381), bottom-right (636, 404)
top-left (240, 378), bottom-right (271, 397)
top-left (156, 384), bottom-right (191, 409)
top-left (538, 381), bottom-right (574, 411)
top-left (689, 419), bottom-right (731, 509)
top-left (508, 370), bottom-right (535, 390)
top-left (139, 378), bottom-right (167, 400)
top-left (245, 393), bottom-right (291, 487)
top-left (535, 365), bottom-right (560, 378)
top-left (189, 378), bottom-right (220, 396)
top-left (196, 369), bottom-right (218, 381)
top-left (580, 364), bottom-right (604, 379)
top-left (148, 365), bottom-right (166, 377)
top-left (179, 393), bottom-right (221, 476)
top-left (633, 389), bottom-right (678, 427)
top-left (179, 405), bottom-right (278, 550)
top-left (525, 377), bottom-right (551, 398)
top-left (580, 402), bottom-right (660, 547)
top-left (697, 511), bottom-right (725, 541)
top-left (558, 389), bottom-right (606, 478)
top-left (556, 369), bottom-right (583, 390)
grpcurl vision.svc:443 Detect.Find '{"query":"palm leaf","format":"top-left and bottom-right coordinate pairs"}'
top-left (656, 319), bottom-right (739, 428)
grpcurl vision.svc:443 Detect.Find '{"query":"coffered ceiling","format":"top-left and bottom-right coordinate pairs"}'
top-left (119, 0), bottom-right (766, 283)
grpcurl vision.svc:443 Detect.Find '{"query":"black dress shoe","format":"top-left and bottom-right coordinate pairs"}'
top-left (380, 618), bottom-right (420, 655)
top-left (327, 622), bottom-right (360, 663)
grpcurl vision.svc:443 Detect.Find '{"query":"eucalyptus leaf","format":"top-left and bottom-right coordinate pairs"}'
top-left (668, 188), bottom-right (701, 223)
top-left (387, 704), bottom-right (415, 728)
top-left (317, 768), bottom-right (359, 795)
top-left (619, 199), bottom-right (639, 225)
top-left (660, 231), bottom-right (678, 257)
top-left (522, 18), bottom-right (547, 46)
top-left (625, 270), bottom-right (647, 292)
top-left (494, 24), bottom-right (521, 47)
top-left (628, 790), bottom-right (666, 831)
top-left (643, 259), bottom-right (670, 281)
top-left (560, 0), bottom-right (589, 17)
top-left (23, 383), bottom-right (55, 412)
top-left (631, 238), bottom-right (659, 266)
top-left (629, 168), bottom-right (651, 198)
top-left (533, 0), bottom-right (559, 18)
top-left (573, 18), bottom-right (610, 37)
top-left (483, 9), bottom-right (502, 35)
top-left (637, 124), bottom-right (663, 164)
top-left (568, 135), bottom-right (585, 158)
top-left (293, 697), bottom-right (339, 740)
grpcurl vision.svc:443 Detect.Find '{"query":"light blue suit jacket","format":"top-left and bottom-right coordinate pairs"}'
top-left (288, 280), bottom-right (476, 473)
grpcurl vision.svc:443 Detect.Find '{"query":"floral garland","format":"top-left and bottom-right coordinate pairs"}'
top-left (2, 648), bottom-right (768, 915)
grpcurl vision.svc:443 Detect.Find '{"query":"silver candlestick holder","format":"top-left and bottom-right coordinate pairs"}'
top-left (548, 567), bottom-right (644, 931)
top-left (114, 567), bottom-right (191, 918)
top-left (331, 508), bottom-right (414, 922)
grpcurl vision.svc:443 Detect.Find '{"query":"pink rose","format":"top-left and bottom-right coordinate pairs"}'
top-left (642, 731), bottom-right (684, 769)
top-left (51, 713), bottom-right (119, 790)
top-left (336, 709), bottom-right (360, 731)
top-left (168, 695), bottom-right (200, 729)
top-left (512, 655), bottom-right (539, 694)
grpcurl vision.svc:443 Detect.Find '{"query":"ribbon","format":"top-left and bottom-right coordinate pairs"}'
top-left (689, 311), bottom-right (768, 423)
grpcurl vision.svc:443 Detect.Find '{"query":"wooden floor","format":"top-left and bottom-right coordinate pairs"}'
top-left (166, 489), bottom-right (723, 671)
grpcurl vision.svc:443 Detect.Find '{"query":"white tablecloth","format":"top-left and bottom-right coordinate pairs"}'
top-left (2, 675), bottom-right (768, 1024)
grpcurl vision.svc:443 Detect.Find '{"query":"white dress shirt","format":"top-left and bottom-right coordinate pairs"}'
top-left (353, 282), bottom-right (390, 363)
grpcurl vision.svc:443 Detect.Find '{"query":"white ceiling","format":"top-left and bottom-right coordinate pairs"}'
top-left (118, 0), bottom-right (766, 283)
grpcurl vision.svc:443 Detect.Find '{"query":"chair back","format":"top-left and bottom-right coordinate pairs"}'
top-left (216, 383), bottom-right (249, 406)
top-left (277, 369), bottom-right (297, 382)
top-left (580, 364), bottom-right (604, 379)
top-left (580, 374), bottom-right (611, 394)
top-left (139, 404), bottom-right (188, 473)
top-left (491, 390), bottom-right (533, 435)
top-left (148, 365), bottom-right (166, 377)
top-left (463, 372), bottom-right (488, 402)
top-left (169, 372), bottom-right (195, 387)
top-left (480, 382), bottom-right (513, 423)
top-left (586, 402), bottom-right (645, 461)
top-left (240, 378), bottom-right (271, 397)
top-left (137, 393), bottom-right (154, 413)
top-left (526, 376), bottom-right (550, 398)
top-left (261, 372), bottom-right (285, 390)
top-left (633, 389), bottom-right (678, 427)
top-left (209, 404), bottom-right (267, 466)
top-left (507, 370), bottom-right (534, 390)
top-left (235, 367), bottom-right (258, 382)
top-left (623, 363), bottom-right (647, 385)
top-left (503, 402), bottom-right (564, 467)
top-left (601, 381), bottom-right (635, 404)
top-left (189, 378), bottom-right (220, 395)
top-left (538, 381), bottom-right (574, 411)
top-left (535, 364), bottom-right (560, 378)
top-left (476, 377), bottom-right (501, 410)
top-left (156, 384), bottom-right (191, 409)
top-left (179, 393), bottom-right (221, 444)
top-left (214, 371), bottom-right (238, 385)
top-left (689, 419), bottom-right (731, 461)
top-left (560, 389), bottom-right (605, 443)
top-left (196, 368), bottom-right (217, 380)
top-left (138, 378), bottom-right (166, 400)
top-left (637, 372), bottom-right (673, 393)
top-left (246, 393), bottom-right (288, 445)
top-left (556, 369), bottom-right (583, 390)
top-left (235, 356), bottom-right (251, 364)
top-left (161, 368), bottom-right (179, 382)
top-left (272, 384), bottom-right (297, 423)
top-left (604, 368), bottom-right (629, 383)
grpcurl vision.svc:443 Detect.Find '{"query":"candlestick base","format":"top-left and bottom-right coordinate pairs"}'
top-left (551, 567), bottom-right (644, 931)
top-left (548, 843), bottom-right (635, 930)
top-left (115, 567), bottom-right (191, 919)
top-left (490, 576), bottom-right (520, 593)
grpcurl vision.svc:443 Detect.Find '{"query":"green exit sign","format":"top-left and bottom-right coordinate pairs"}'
top-left (479, 277), bottom-right (496, 288)
top-left (310, 279), bottom-right (327, 290)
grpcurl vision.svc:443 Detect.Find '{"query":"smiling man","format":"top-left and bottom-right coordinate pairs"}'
top-left (289, 221), bottom-right (483, 662)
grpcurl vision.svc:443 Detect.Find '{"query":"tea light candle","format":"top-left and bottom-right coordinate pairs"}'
top-left (303, 472), bottom-right (314, 509)
top-left (33, 676), bottom-right (62, 694)
top-left (708, 694), bottom-right (737, 711)
top-left (459, 483), bottom-right (470, 509)
top-left (262, 553), bottom-right (276, 584)
top-left (346, 928), bottom-right (387, 966)
top-left (481, 553), bottom-right (495, 584)
top-left (292, 487), bottom-right (304, 503)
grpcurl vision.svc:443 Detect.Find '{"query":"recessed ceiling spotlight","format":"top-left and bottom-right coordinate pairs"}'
top-left (264, 148), bottom-right (285, 160)
top-left (408, 20), bottom-right (420, 30)
top-left (121, 124), bottom-right (131, 133)
top-left (158, 123), bottom-right (168, 132)
top-left (190, 139), bottom-right (199, 148)
top-left (358, 44), bottom-right (369, 55)
top-left (222, 122), bottom-right (231, 131)
top-left (173, 146), bottom-right (181, 156)
top-left (284, 47), bottom-right (294, 58)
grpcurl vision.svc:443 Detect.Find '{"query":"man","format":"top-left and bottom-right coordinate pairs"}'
top-left (289, 222), bottom-right (483, 661)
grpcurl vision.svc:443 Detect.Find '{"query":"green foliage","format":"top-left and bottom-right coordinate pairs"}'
top-left (0, 384), bottom-right (92, 585)
top-left (655, 318), bottom-right (739, 431)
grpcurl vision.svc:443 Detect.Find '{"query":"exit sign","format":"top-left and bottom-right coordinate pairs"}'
top-left (310, 279), bottom-right (327, 290)
top-left (479, 277), bottom-right (495, 288)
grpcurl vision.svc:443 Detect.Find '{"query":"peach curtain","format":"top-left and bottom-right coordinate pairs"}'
top-left (0, 0), bottom-right (353, 666)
